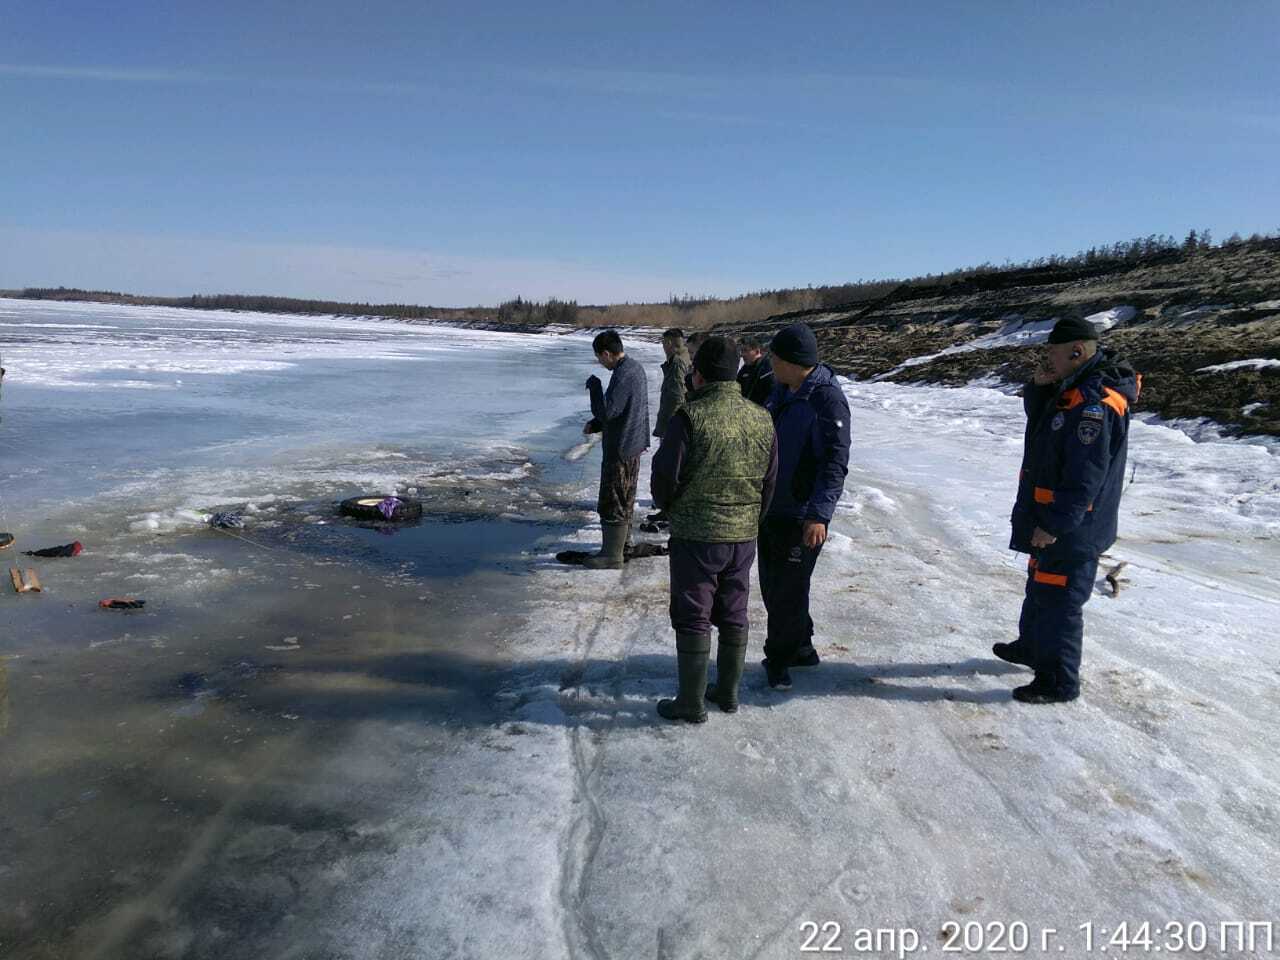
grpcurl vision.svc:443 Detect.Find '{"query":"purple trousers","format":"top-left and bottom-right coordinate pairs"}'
top-left (668, 538), bottom-right (757, 634)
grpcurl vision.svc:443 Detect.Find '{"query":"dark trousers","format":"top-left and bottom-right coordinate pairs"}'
top-left (597, 456), bottom-right (640, 526)
top-left (669, 539), bottom-right (756, 634)
top-left (758, 516), bottom-right (824, 665)
top-left (1017, 551), bottom-right (1099, 695)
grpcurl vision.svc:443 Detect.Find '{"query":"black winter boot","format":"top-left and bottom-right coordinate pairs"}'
top-left (760, 657), bottom-right (793, 690)
top-left (791, 643), bottom-right (821, 668)
top-left (658, 631), bottom-right (710, 723)
top-left (1012, 680), bottom-right (1079, 704)
top-left (581, 522), bottom-right (628, 570)
top-left (993, 642), bottom-right (1032, 667)
top-left (705, 626), bottom-right (748, 713)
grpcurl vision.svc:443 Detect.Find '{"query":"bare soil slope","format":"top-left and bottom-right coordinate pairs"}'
top-left (735, 240), bottom-right (1280, 436)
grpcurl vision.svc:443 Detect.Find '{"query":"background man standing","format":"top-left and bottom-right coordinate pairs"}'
top-left (648, 328), bottom-right (692, 527)
top-left (653, 328), bottom-right (691, 439)
top-left (683, 331), bottom-right (706, 393)
top-left (582, 330), bottom-right (650, 570)
top-left (650, 336), bottom-right (777, 722)
top-left (736, 334), bottom-right (774, 406)
top-left (1000, 317), bottom-right (1140, 703)
top-left (758, 323), bottom-right (851, 690)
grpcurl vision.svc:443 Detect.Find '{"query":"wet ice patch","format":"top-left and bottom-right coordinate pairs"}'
top-left (2, 297), bottom-right (655, 538)
top-left (130, 509), bottom-right (209, 534)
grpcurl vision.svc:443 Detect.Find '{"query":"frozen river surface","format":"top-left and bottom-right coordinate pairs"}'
top-left (1, 299), bottom-right (1278, 959)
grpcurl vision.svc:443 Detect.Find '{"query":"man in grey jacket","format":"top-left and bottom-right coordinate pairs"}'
top-left (582, 330), bottom-right (650, 569)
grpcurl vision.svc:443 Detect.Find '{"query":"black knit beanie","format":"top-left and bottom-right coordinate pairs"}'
top-left (1048, 317), bottom-right (1100, 344)
top-left (770, 323), bottom-right (819, 366)
top-left (693, 336), bottom-right (741, 382)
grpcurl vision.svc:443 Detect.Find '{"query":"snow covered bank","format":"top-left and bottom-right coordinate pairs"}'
top-left (1197, 358), bottom-right (1280, 375)
top-left (311, 376), bottom-right (1280, 957)
top-left (6, 295), bottom-right (1275, 956)
top-left (874, 306), bottom-right (1137, 381)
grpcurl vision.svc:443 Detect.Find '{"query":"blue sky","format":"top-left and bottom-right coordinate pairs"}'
top-left (1, 1), bottom-right (1277, 305)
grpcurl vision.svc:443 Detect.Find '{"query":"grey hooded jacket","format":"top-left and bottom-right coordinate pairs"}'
top-left (588, 354), bottom-right (651, 462)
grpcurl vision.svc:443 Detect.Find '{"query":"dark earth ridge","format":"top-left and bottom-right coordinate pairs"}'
top-left (730, 239), bottom-right (1280, 437)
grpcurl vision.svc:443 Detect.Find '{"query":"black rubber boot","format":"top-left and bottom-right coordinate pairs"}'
top-left (705, 626), bottom-right (748, 712)
top-left (658, 631), bottom-right (710, 723)
top-left (791, 643), bottom-right (821, 667)
top-left (760, 657), bottom-right (793, 690)
top-left (993, 642), bottom-right (1032, 667)
top-left (581, 522), bottom-right (627, 570)
top-left (1012, 680), bottom-right (1079, 704)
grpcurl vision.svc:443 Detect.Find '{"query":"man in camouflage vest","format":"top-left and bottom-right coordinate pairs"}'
top-left (649, 336), bottom-right (779, 722)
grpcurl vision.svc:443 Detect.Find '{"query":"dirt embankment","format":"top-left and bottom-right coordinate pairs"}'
top-left (731, 241), bottom-right (1280, 437)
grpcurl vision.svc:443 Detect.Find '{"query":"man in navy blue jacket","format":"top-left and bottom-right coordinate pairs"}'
top-left (758, 323), bottom-right (851, 690)
top-left (1000, 317), bottom-right (1140, 704)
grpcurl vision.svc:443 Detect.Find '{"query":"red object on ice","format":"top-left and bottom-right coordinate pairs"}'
top-left (23, 541), bottom-right (83, 558)
top-left (99, 598), bottom-right (146, 610)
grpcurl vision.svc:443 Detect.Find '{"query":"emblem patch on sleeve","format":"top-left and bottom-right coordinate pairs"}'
top-left (1082, 404), bottom-right (1105, 420)
top-left (1077, 421), bottom-right (1102, 445)
top-left (1051, 412), bottom-right (1065, 431)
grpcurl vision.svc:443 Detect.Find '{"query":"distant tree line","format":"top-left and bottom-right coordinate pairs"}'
top-left (580, 229), bottom-right (1278, 328)
top-left (6, 288), bottom-right (492, 322)
top-left (495, 296), bottom-right (579, 326)
top-left (10, 227), bottom-right (1276, 330)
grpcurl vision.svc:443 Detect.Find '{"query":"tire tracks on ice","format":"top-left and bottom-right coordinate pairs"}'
top-left (557, 563), bottom-right (665, 960)
top-left (74, 731), bottom-right (304, 960)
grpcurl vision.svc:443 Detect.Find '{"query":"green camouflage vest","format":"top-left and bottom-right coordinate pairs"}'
top-left (668, 380), bottom-right (775, 542)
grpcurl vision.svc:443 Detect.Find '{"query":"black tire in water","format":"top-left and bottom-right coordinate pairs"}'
top-left (338, 495), bottom-right (424, 523)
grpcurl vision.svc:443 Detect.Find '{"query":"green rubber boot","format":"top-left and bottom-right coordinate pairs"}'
top-left (657, 631), bottom-right (710, 723)
top-left (705, 625), bottom-right (748, 712)
top-left (581, 521), bottom-right (628, 570)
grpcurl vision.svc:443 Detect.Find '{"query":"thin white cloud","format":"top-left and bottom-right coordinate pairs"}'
top-left (0, 63), bottom-right (205, 83)
top-left (0, 62), bottom-right (429, 98)
top-left (517, 65), bottom-right (920, 101)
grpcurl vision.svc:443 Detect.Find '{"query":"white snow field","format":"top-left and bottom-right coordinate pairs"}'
top-left (325, 379), bottom-right (1279, 958)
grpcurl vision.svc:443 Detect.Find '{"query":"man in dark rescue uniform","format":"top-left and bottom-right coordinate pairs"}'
top-left (1000, 317), bottom-right (1140, 704)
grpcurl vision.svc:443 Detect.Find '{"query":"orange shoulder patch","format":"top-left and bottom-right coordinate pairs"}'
top-left (1101, 387), bottom-right (1129, 417)
top-left (1057, 388), bottom-right (1085, 410)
